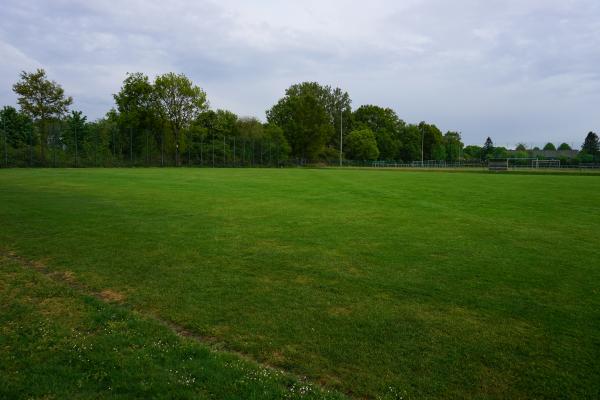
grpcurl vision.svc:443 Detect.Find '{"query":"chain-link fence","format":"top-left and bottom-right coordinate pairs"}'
top-left (0, 125), bottom-right (291, 168)
top-left (2, 125), bottom-right (599, 169)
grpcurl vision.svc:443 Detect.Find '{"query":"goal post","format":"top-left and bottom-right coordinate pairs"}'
top-left (532, 159), bottom-right (561, 169)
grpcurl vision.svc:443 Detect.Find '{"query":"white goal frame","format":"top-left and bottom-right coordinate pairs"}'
top-left (532, 159), bottom-right (561, 169)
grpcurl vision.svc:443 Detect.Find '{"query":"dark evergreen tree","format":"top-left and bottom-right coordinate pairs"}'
top-left (581, 132), bottom-right (599, 157)
top-left (482, 137), bottom-right (494, 159)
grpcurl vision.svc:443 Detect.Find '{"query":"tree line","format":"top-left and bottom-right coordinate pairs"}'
top-left (1, 69), bottom-right (599, 167)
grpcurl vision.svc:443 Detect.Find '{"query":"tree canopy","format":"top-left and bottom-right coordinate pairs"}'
top-left (558, 143), bottom-right (571, 150)
top-left (2, 70), bottom-right (597, 167)
top-left (345, 128), bottom-right (379, 160)
top-left (266, 82), bottom-right (334, 160)
top-left (352, 105), bottom-right (404, 160)
top-left (12, 69), bottom-right (73, 160)
top-left (154, 73), bottom-right (208, 165)
top-left (482, 137), bottom-right (494, 159)
top-left (581, 132), bottom-right (599, 156)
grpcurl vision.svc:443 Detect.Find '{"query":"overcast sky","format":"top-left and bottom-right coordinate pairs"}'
top-left (1, 0), bottom-right (599, 146)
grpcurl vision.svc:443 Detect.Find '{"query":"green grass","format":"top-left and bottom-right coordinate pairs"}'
top-left (1, 168), bottom-right (599, 399)
top-left (0, 255), bottom-right (343, 399)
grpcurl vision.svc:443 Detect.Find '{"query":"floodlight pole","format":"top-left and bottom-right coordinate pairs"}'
top-left (3, 116), bottom-right (7, 167)
top-left (130, 127), bottom-right (133, 165)
top-left (339, 109), bottom-right (343, 167)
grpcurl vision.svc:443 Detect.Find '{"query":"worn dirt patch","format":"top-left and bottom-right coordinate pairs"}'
top-left (268, 350), bottom-right (286, 365)
top-left (62, 270), bottom-right (76, 282)
top-left (48, 270), bottom-right (77, 284)
top-left (99, 289), bottom-right (126, 303)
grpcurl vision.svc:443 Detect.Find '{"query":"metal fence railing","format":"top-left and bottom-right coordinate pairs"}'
top-left (1, 126), bottom-right (599, 170)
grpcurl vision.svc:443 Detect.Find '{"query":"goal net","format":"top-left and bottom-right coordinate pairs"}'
top-left (532, 159), bottom-right (561, 169)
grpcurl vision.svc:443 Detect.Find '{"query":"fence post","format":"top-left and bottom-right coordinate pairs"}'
top-left (129, 127), bottom-right (133, 166)
top-left (3, 115), bottom-right (7, 167)
top-left (161, 130), bottom-right (164, 167)
top-left (52, 124), bottom-right (57, 168)
top-left (112, 126), bottom-right (115, 161)
top-left (95, 125), bottom-right (99, 166)
top-left (74, 125), bottom-right (78, 167)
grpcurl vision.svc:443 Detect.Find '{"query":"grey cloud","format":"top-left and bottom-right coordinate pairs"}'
top-left (1, 0), bottom-right (599, 146)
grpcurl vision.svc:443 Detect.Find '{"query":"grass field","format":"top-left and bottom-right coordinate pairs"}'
top-left (1, 168), bottom-right (599, 399)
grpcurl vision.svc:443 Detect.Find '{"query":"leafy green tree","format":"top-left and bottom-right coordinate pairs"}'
top-left (397, 124), bottom-right (421, 161)
top-left (493, 146), bottom-right (509, 159)
top-left (213, 110), bottom-right (238, 137)
top-left (352, 105), bottom-right (404, 159)
top-left (482, 137), bottom-right (494, 159)
top-left (346, 128), bottom-right (379, 160)
top-left (0, 106), bottom-right (34, 149)
top-left (444, 131), bottom-right (463, 162)
top-left (114, 72), bottom-right (160, 161)
top-left (418, 122), bottom-right (444, 160)
top-left (264, 123), bottom-right (291, 162)
top-left (281, 83), bottom-right (350, 148)
top-left (432, 143), bottom-right (447, 161)
top-left (236, 117), bottom-right (263, 139)
top-left (514, 150), bottom-right (529, 159)
top-left (515, 143), bottom-right (527, 151)
top-left (183, 120), bottom-right (208, 163)
top-left (154, 73), bottom-right (208, 165)
top-left (102, 109), bottom-right (123, 160)
top-left (12, 69), bottom-right (72, 162)
top-left (195, 110), bottom-right (217, 131)
top-left (543, 142), bottom-right (556, 151)
top-left (63, 111), bottom-right (88, 165)
top-left (557, 143), bottom-right (571, 150)
top-left (581, 131), bottom-right (599, 157)
top-left (87, 117), bottom-right (116, 165)
top-left (577, 153), bottom-right (595, 163)
top-left (463, 145), bottom-right (482, 160)
top-left (267, 83), bottom-right (333, 160)
top-left (325, 87), bottom-right (352, 149)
